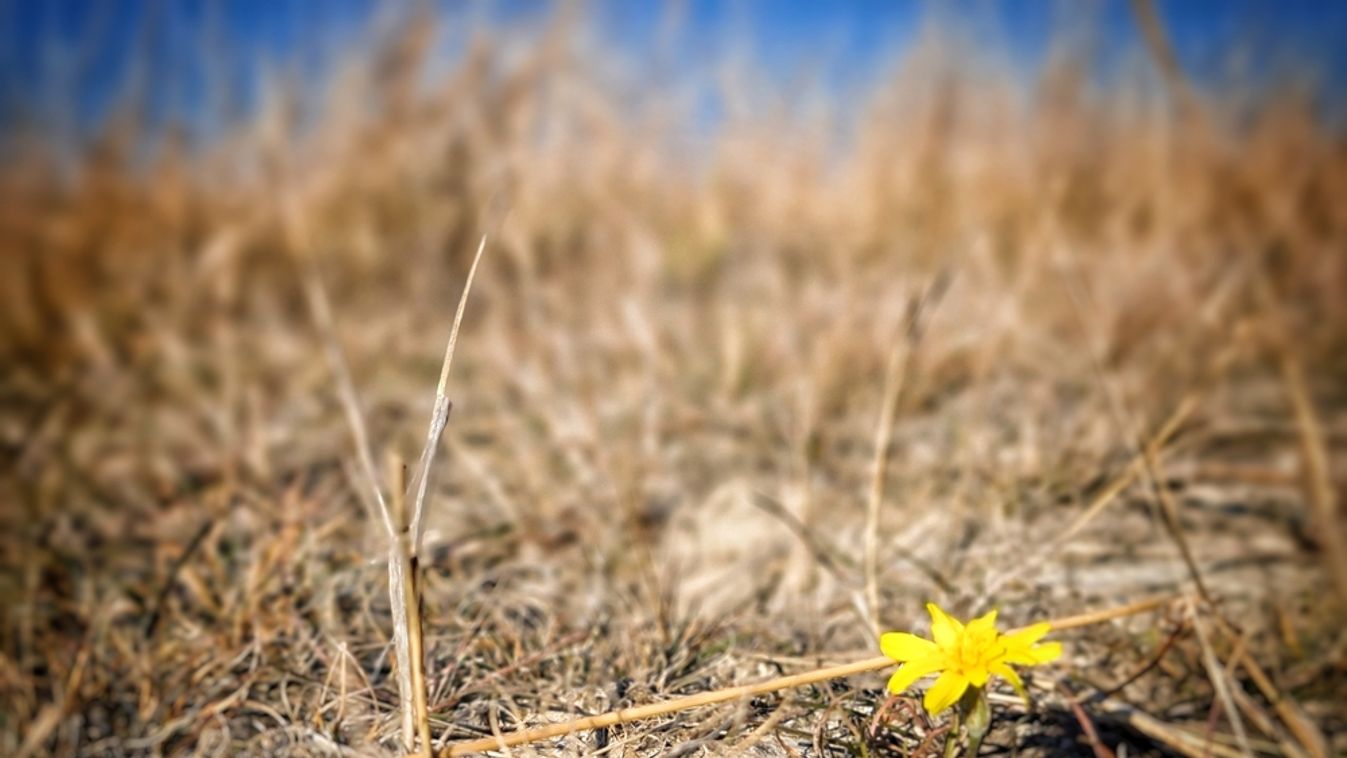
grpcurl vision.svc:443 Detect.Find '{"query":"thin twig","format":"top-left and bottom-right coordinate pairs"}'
top-left (864, 342), bottom-right (907, 639)
top-left (1036, 595), bottom-right (1177, 633)
top-left (730, 697), bottom-right (791, 753)
top-left (304, 275), bottom-right (397, 540)
top-left (1210, 616), bottom-right (1329, 758)
top-left (143, 519), bottom-right (215, 637)
top-left (749, 491), bottom-right (854, 577)
top-left (1138, 443), bottom-right (1213, 603)
top-left (1057, 681), bottom-right (1115, 758)
top-left (863, 279), bottom-right (948, 638)
top-left (1278, 346), bottom-right (1347, 613)
top-left (1129, 0), bottom-right (1196, 116)
top-left (981, 398), bottom-right (1194, 601)
top-left (1094, 695), bottom-right (1247, 758)
top-left (1187, 599), bottom-right (1252, 757)
top-left (1218, 629), bottom-right (1307, 758)
top-left (1059, 258), bottom-right (1213, 603)
top-left (1091, 616), bottom-right (1187, 700)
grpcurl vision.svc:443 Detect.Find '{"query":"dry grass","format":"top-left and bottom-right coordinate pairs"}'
top-left (2, 6), bottom-right (1345, 756)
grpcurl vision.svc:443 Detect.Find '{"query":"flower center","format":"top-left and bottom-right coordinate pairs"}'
top-left (950, 627), bottom-right (1002, 676)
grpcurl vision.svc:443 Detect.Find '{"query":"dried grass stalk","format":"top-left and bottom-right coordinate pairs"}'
top-left (307, 236), bottom-right (487, 754)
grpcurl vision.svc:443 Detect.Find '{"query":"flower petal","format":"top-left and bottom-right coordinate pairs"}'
top-left (967, 609), bottom-right (998, 635)
top-left (923, 670), bottom-right (970, 715)
top-left (1029, 641), bottom-right (1062, 663)
top-left (990, 662), bottom-right (1027, 702)
top-left (881, 632), bottom-right (937, 662)
top-left (886, 652), bottom-right (946, 695)
top-left (966, 665), bottom-right (991, 687)
top-left (1000, 622), bottom-right (1050, 650)
top-left (926, 603), bottom-right (964, 648)
top-left (1003, 640), bottom-right (1062, 666)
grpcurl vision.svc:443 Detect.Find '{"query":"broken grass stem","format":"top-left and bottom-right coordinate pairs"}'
top-left (396, 533), bottom-right (432, 756)
top-left (389, 457), bottom-right (430, 755)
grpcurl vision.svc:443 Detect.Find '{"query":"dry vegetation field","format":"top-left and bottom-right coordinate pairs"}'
top-left (2, 6), bottom-right (1346, 757)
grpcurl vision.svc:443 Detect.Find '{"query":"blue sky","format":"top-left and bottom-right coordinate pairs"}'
top-left (3, 1), bottom-right (1345, 143)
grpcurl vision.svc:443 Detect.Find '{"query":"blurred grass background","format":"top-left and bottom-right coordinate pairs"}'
top-left (2, 2), bottom-right (1346, 755)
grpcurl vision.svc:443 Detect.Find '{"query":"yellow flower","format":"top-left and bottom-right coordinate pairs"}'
top-left (880, 603), bottom-right (1062, 715)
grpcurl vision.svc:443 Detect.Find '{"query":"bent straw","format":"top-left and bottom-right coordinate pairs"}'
top-left (435, 595), bottom-right (1177, 756)
top-left (309, 235), bottom-right (488, 755)
top-left (407, 235), bottom-right (489, 551)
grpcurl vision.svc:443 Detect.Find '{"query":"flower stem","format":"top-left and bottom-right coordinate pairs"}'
top-left (962, 687), bottom-right (990, 757)
top-left (943, 709), bottom-right (962, 758)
